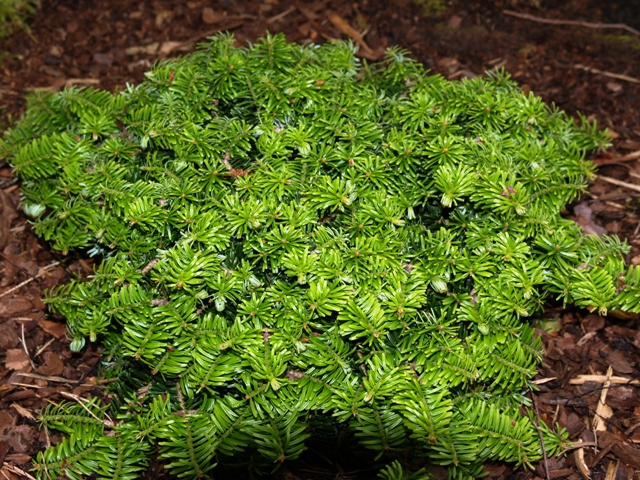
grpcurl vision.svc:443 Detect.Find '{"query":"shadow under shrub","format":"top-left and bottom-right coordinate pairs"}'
top-left (2, 33), bottom-right (636, 480)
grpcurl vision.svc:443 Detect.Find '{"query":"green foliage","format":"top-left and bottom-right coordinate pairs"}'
top-left (0, 0), bottom-right (37, 38)
top-left (413, 0), bottom-right (447, 16)
top-left (2, 33), bottom-right (626, 478)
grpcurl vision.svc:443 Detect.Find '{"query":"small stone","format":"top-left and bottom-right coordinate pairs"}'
top-left (606, 81), bottom-right (623, 93)
top-left (93, 52), bottom-right (113, 67)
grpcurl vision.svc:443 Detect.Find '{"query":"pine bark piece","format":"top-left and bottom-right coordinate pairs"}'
top-left (4, 349), bottom-right (30, 371)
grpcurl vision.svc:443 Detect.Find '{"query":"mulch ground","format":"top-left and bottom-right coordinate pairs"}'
top-left (1, 1), bottom-right (639, 479)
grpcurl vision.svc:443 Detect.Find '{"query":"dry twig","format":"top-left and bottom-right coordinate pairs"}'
top-left (594, 149), bottom-right (640, 165)
top-left (2, 462), bottom-right (37, 480)
top-left (569, 373), bottom-right (640, 385)
top-left (60, 391), bottom-right (116, 428)
top-left (20, 323), bottom-right (36, 370)
top-left (529, 391), bottom-right (551, 480)
top-left (11, 371), bottom-right (114, 388)
top-left (531, 377), bottom-right (557, 385)
top-left (0, 260), bottom-right (60, 298)
top-left (35, 337), bottom-right (56, 357)
top-left (503, 10), bottom-right (640, 37)
top-left (574, 64), bottom-right (640, 85)
top-left (598, 175), bottom-right (640, 194)
top-left (559, 441), bottom-right (598, 455)
top-left (327, 11), bottom-right (380, 60)
top-left (267, 6), bottom-right (297, 24)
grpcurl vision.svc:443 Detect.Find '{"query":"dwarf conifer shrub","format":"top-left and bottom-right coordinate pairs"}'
top-left (2, 33), bottom-right (637, 479)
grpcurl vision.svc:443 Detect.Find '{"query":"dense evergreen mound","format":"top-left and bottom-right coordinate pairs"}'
top-left (2, 33), bottom-right (635, 479)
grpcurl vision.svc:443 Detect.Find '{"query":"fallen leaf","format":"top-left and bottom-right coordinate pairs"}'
top-left (11, 404), bottom-right (35, 421)
top-left (6, 425), bottom-right (33, 453)
top-left (5, 349), bottom-right (30, 371)
top-left (37, 319), bottom-right (67, 339)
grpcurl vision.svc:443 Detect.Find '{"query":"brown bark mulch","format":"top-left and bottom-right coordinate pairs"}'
top-left (1, 1), bottom-right (639, 479)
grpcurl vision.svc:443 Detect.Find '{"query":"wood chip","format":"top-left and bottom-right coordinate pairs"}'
top-left (37, 320), bottom-right (67, 339)
top-left (576, 331), bottom-right (597, 346)
top-left (5, 349), bottom-right (30, 371)
top-left (593, 366), bottom-right (613, 432)
top-left (604, 460), bottom-right (619, 480)
top-left (574, 440), bottom-right (591, 480)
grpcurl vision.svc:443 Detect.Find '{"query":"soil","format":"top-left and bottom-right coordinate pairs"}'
top-left (1, 1), bottom-right (640, 479)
